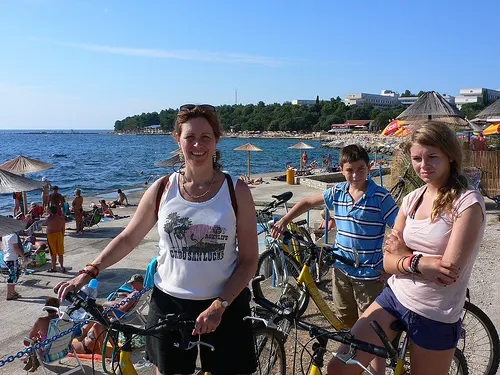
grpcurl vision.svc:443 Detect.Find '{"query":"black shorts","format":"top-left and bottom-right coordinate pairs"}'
top-left (146, 286), bottom-right (257, 375)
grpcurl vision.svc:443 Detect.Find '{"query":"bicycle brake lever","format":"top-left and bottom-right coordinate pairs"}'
top-left (242, 316), bottom-right (277, 330)
top-left (333, 344), bottom-right (356, 364)
top-left (182, 340), bottom-right (215, 351)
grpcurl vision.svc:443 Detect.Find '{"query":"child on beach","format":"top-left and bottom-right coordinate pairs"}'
top-left (272, 144), bottom-right (398, 328)
top-left (46, 205), bottom-right (66, 273)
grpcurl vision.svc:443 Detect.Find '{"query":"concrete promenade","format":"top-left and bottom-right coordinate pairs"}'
top-left (0, 171), bottom-right (328, 375)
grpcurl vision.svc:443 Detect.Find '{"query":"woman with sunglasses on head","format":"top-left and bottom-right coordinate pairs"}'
top-left (55, 104), bottom-right (259, 375)
top-left (328, 121), bottom-right (486, 375)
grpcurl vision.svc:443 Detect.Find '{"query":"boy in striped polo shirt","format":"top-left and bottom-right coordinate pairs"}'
top-left (272, 144), bottom-right (398, 327)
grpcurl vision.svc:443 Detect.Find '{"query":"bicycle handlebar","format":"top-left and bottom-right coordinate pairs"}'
top-left (282, 231), bottom-right (359, 268)
top-left (62, 290), bottom-right (204, 351)
top-left (251, 276), bottom-right (390, 359)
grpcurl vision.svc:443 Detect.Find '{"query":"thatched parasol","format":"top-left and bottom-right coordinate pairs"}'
top-left (234, 142), bottom-right (263, 178)
top-left (396, 91), bottom-right (468, 129)
top-left (0, 169), bottom-right (44, 194)
top-left (473, 99), bottom-right (500, 123)
top-left (0, 155), bottom-right (54, 174)
top-left (0, 216), bottom-right (27, 236)
top-left (288, 142), bottom-right (314, 169)
top-left (0, 155), bottom-right (54, 213)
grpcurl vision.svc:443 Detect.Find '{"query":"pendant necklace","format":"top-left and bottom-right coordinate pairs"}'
top-left (182, 172), bottom-right (216, 199)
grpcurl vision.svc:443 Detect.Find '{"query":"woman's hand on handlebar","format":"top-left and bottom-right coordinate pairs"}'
top-left (193, 301), bottom-right (224, 335)
top-left (271, 218), bottom-right (288, 239)
top-left (54, 273), bottom-right (93, 301)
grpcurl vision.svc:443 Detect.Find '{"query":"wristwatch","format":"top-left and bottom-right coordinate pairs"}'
top-left (216, 297), bottom-right (229, 308)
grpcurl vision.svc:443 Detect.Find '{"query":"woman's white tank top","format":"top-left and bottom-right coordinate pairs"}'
top-left (154, 173), bottom-right (238, 300)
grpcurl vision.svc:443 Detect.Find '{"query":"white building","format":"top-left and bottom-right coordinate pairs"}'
top-left (291, 99), bottom-right (317, 105)
top-left (455, 88), bottom-right (500, 108)
top-left (345, 90), bottom-right (401, 108)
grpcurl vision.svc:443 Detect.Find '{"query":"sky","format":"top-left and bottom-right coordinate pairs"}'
top-left (1, 0), bottom-right (499, 130)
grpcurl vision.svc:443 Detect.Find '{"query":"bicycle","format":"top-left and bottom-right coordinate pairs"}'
top-left (464, 167), bottom-right (500, 208)
top-left (262, 230), bottom-right (499, 375)
top-left (251, 275), bottom-right (468, 375)
top-left (61, 290), bottom-right (285, 375)
top-left (389, 164), bottom-right (422, 204)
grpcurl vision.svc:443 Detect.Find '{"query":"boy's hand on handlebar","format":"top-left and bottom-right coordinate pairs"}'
top-left (418, 256), bottom-right (460, 286)
top-left (54, 273), bottom-right (92, 301)
top-left (271, 218), bottom-right (287, 238)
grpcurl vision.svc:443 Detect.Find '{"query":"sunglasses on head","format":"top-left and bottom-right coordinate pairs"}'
top-left (179, 104), bottom-right (216, 112)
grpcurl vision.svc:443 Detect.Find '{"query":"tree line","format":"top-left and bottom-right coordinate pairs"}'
top-left (114, 95), bottom-right (485, 133)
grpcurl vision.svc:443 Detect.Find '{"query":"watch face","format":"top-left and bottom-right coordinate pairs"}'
top-left (222, 300), bottom-right (229, 308)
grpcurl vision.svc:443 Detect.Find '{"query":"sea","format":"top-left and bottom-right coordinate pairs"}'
top-left (0, 130), bottom-right (340, 215)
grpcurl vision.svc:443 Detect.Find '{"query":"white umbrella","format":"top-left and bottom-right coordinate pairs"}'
top-left (0, 169), bottom-right (44, 194)
top-left (288, 142), bottom-right (314, 169)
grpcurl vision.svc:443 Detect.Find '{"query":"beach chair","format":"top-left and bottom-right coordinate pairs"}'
top-left (22, 219), bottom-right (45, 236)
top-left (83, 206), bottom-right (101, 229)
top-left (25, 306), bottom-right (85, 375)
top-left (107, 287), bottom-right (150, 326)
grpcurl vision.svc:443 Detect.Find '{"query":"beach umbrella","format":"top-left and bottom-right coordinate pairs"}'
top-left (233, 142), bottom-right (263, 178)
top-left (380, 120), bottom-right (408, 136)
top-left (0, 169), bottom-right (44, 194)
top-left (288, 142), bottom-right (314, 169)
top-left (396, 91), bottom-right (469, 130)
top-left (483, 123), bottom-right (500, 136)
top-left (0, 216), bottom-right (27, 236)
top-left (0, 155), bottom-right (54, 213)
top-left (473, 99), bottom-right (500, 123)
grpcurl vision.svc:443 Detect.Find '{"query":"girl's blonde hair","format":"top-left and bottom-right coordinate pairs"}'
top-left (406, 121), bottom-right (469, 221)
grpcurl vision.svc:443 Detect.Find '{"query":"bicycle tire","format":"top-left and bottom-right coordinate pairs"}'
top-left (390, 181), bottom-right (406, 205)
top-left (252, 325), bottom-right (286, 375)
top-left (256, 248), bottom-right (310, 317)
top-left (457, 301), bottom-right (499, 375)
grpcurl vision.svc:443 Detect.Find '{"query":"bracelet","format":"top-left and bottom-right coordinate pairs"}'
top-left (78, 269), bottom-right (97, 278)
top-left (86, 263), bottom-right (100, 276)
top-left (413, 254), bottom-right (423, 274)
top-left (407, 255), bottom-right (416, 273)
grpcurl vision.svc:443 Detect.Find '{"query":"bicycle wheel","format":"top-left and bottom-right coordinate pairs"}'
top-left (252, 325), bottom-right (286, 375)
top-left (457, 301), bottom-right (499, 375)
top-left (256, 247), bottom-right (310, 317)
top-left (390, 181), bottom-right (405, 205)
top-left (449, 348), bottom-right (468, 375)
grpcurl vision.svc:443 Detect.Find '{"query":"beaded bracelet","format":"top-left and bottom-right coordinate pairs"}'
top-left (412, 254), bottom-right (423, 274)
top-left (407, 255), bottom-right (416, 273)
top-left (86, 263), bottom-right (100, 276)
top-left (78, 268), bottom-right (97, 278)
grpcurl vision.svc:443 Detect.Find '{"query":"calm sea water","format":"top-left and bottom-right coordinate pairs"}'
top-left (0, 131), bottom-right (339, 214)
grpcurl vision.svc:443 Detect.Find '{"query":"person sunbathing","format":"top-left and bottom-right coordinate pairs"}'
top-left (99, 200), bottom-right (117, 218)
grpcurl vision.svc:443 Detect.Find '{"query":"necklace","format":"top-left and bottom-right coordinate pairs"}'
top-left (182, 172), bottom-right (216, 199)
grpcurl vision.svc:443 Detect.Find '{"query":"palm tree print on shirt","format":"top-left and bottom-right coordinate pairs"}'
top-left (164, 212), bottom-right (229, 262)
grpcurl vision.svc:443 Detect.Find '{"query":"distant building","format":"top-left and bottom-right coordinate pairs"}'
top-left (398, 96), bottom-right (419, 106)
top-left (455, 88), bottom-right (500, 109)
top-left (291, 99), bottom-right (317, 105)
top-left (329, 120), bottom-right (372, 133)
top-left (345, 90), bottom-right (400, 108)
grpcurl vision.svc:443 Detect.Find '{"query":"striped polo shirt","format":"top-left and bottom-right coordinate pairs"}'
top-left (323, 178), bottom-right (398, 280)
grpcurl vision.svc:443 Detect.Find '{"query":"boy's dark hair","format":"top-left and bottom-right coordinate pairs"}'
top-left (49, 205), bottom-right (58, 214)
top-left (339, 144), bottom-right (370, 167)
top-left (53, 186), bottom-right (59, 191)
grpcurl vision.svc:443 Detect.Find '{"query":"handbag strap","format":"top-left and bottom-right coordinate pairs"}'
top-left (155, 175), bottom-right (171, 219)
top-left (225, 173), bottom-right (238, 217)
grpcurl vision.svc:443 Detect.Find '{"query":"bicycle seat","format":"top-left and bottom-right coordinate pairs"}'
top-left (295, 219), bottom-right (307, 226)
top-left (272, 192), bottom-right (293, 203)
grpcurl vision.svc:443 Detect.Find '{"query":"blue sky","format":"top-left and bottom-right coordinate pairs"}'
top-left (1, 0), bottom-right (499, 129)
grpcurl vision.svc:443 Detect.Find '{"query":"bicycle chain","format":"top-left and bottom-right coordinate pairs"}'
top-left (0, 286), bottom-right (152, 367)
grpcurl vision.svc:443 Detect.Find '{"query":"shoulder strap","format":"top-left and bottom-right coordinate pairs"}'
top-left (224, 173), bottom-right (238, 217)
top-left (155, 175), bottom-right (171, 219)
